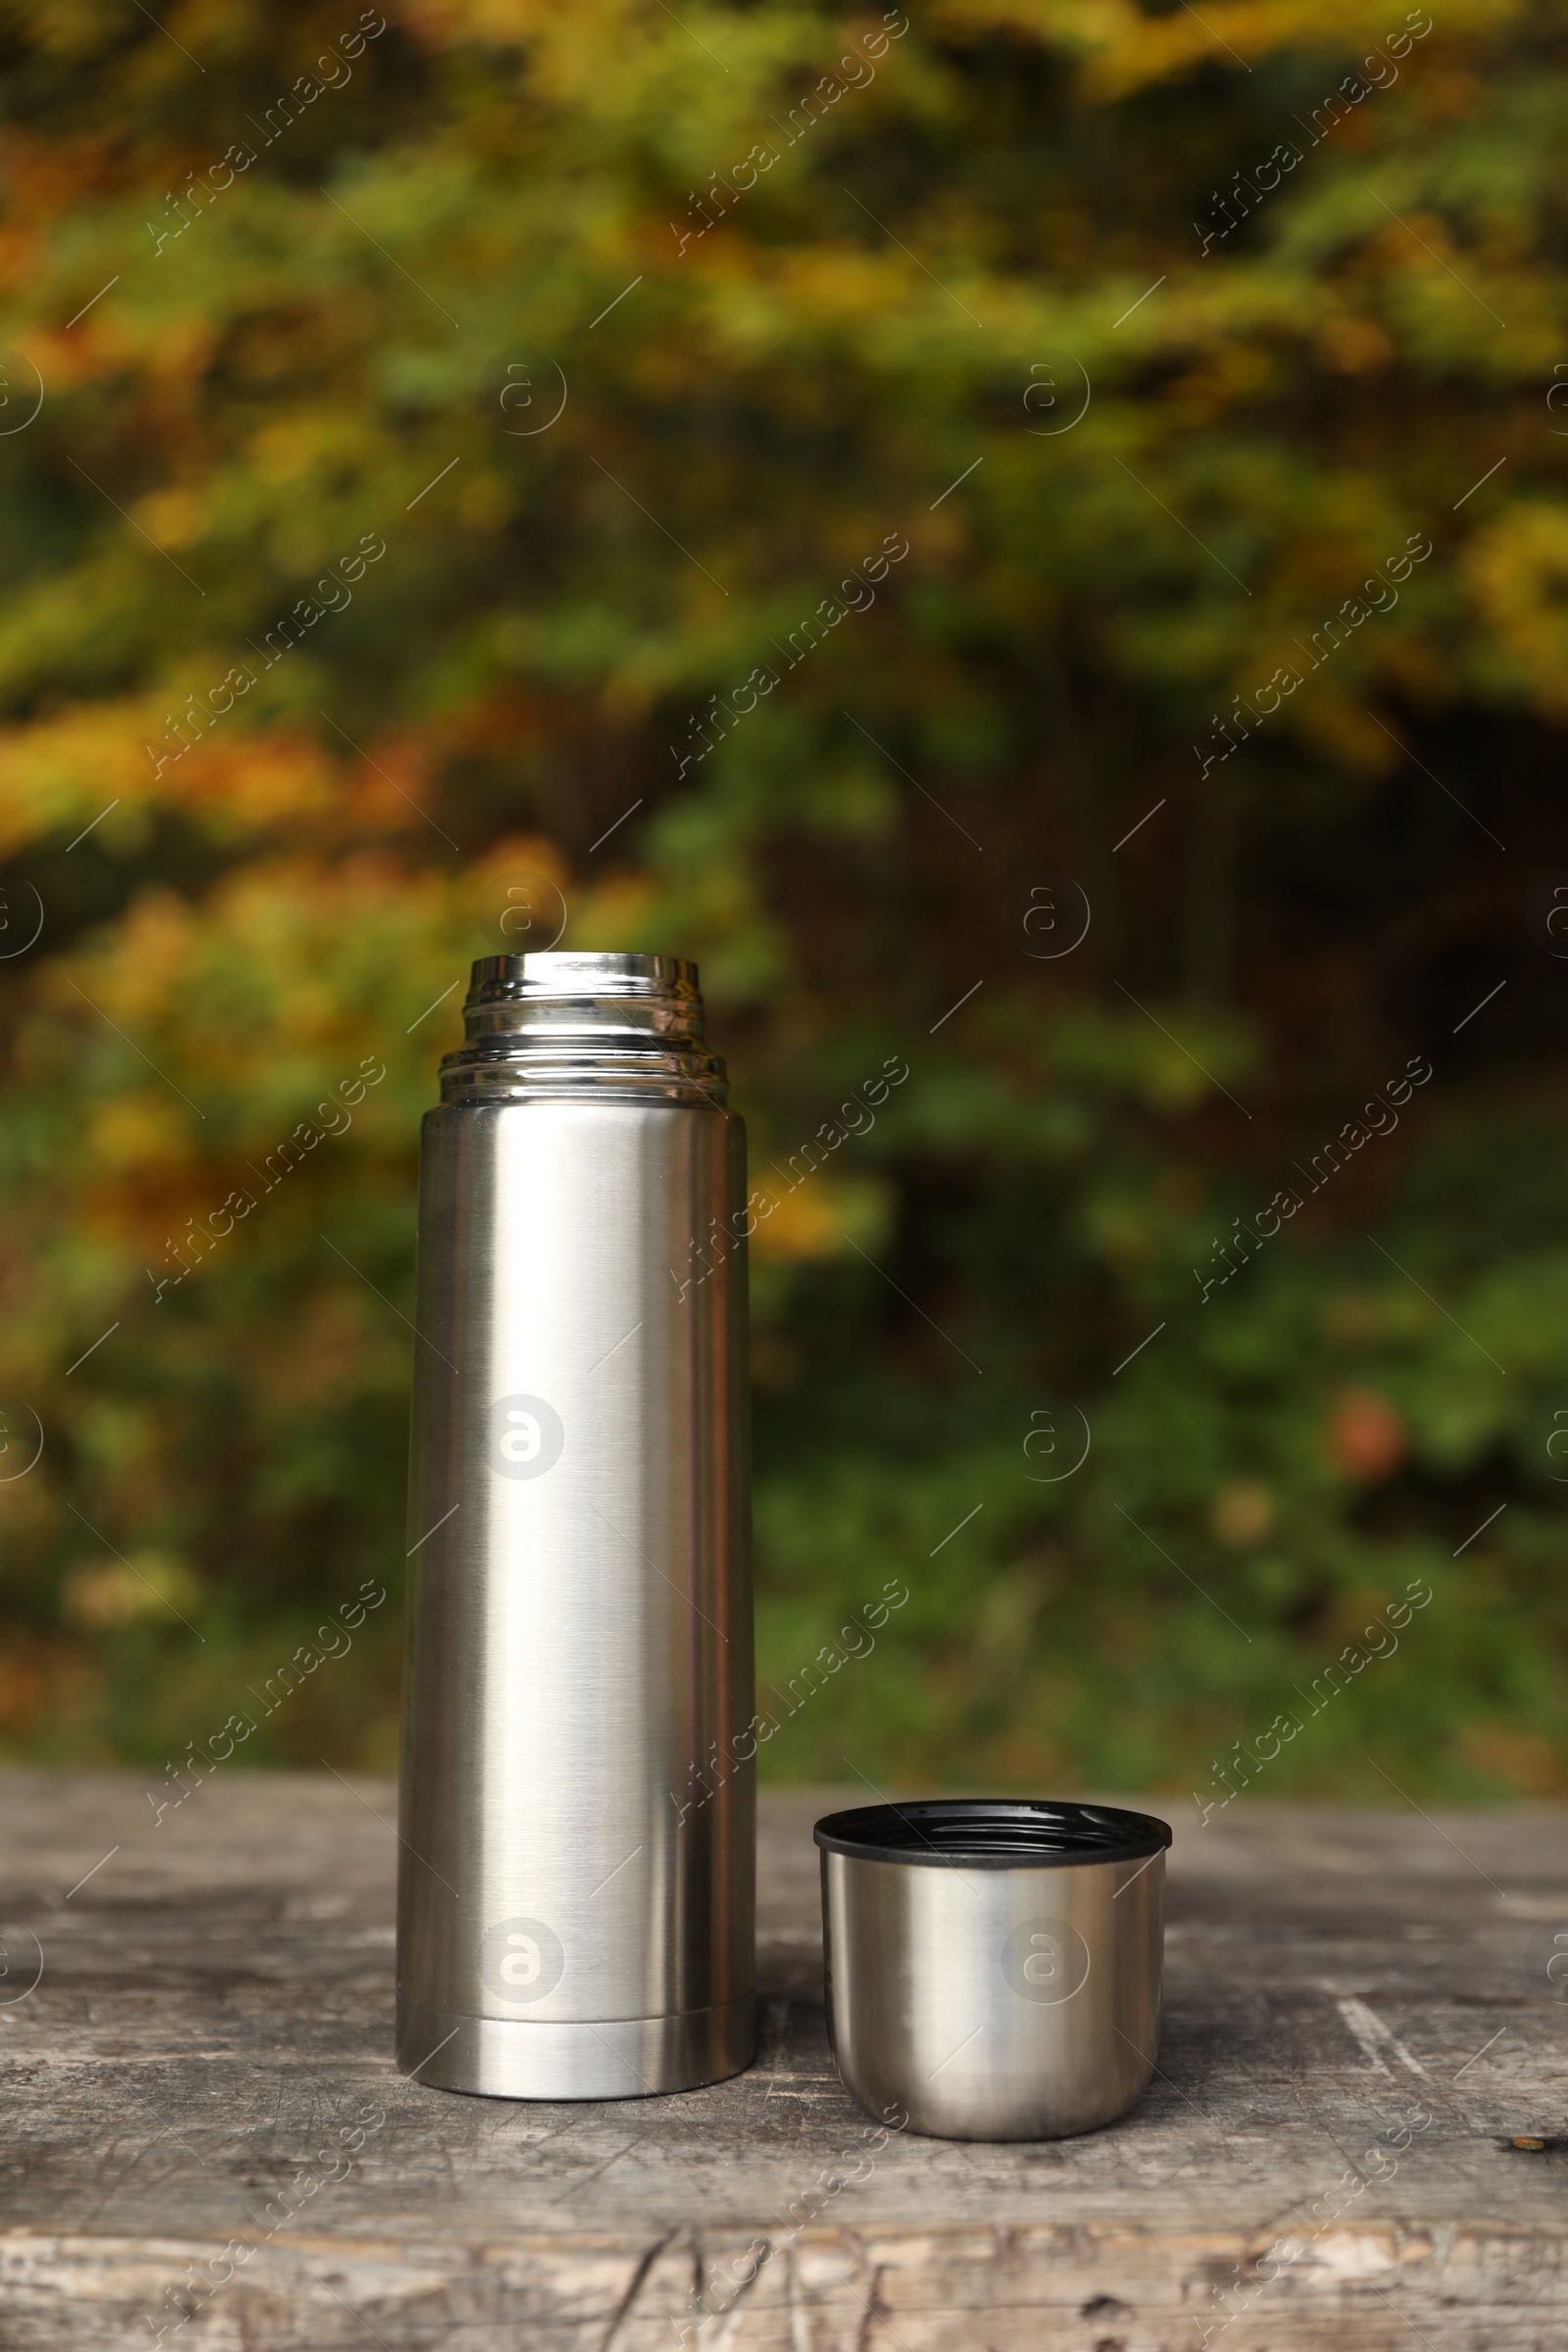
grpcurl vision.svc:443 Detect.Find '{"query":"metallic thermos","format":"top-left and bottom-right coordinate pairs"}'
top-left (396, 950), bottom-right (755, 2099)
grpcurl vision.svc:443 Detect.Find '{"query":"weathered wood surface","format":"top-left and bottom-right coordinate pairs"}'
top-left (0, 1773), bottom-right (1565, 2350)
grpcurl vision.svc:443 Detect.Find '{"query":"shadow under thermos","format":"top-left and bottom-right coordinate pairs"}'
top-left (396, 951), bottom-right (755, 2098)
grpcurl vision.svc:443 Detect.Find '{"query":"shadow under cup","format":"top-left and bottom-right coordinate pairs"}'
top-left (814, 1799), bottom-right (1171, 2141)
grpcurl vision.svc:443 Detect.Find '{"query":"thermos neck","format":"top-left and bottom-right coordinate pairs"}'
top-left (437, 951), bottom-right (729, 1104)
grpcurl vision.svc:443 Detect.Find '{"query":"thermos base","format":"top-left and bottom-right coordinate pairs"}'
top-left (396, 1992), bottom-right (757, 2100)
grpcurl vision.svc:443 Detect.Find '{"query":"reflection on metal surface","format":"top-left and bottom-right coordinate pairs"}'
top-left (398, 952), bottom-right (756, 2098)
top-left (817, 1799), bottom-right (1167, 2139)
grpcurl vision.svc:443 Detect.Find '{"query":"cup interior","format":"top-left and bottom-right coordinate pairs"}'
top-left (812, 1798), bottom-right (1171, 1867)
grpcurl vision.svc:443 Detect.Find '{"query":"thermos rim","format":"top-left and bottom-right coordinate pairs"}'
top-left (812, 1797), bottom-right (1172, 1868)
top-left (469, 951), bottom-right (700, 999)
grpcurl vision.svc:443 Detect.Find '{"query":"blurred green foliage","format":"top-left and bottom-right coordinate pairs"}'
top-left (1, 0), bottom-right (1565, 1806)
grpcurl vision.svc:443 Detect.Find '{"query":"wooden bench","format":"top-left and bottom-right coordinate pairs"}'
top-left (0, 1772), bottom-right (1563, 2346)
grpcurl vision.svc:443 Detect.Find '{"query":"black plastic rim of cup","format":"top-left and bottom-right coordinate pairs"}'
top-left (812, 1798), bottom-right (1172, 1869)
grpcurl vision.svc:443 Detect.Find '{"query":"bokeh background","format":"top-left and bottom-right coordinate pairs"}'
top-left (1, 0), bottom-right (1564, 1802)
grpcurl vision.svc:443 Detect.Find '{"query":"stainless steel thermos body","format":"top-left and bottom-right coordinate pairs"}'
top-left (815, 1800), bottom-right (1169, 2140)
top-left (397, 951), bottom-right (755, 2099)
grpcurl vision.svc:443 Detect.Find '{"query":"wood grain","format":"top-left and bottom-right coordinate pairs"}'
top-left (0, 1773), bottom-right (1565, 2347)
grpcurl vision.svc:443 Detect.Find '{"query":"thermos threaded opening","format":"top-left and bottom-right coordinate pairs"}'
top-left (437, 951), bottom-right (727, 1105)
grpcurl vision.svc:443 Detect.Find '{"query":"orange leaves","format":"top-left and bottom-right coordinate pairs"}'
top-left (36, 851), bottom-right (455, 1267)
top-left (0, 701), bottom-right (467, 861)
top-left (0, 704), bottom-right (333, 858)
top-left (751, 1179), bottom-right (849, 1260)
top-left (1327, 1386), bottom-right (1408, 1482)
